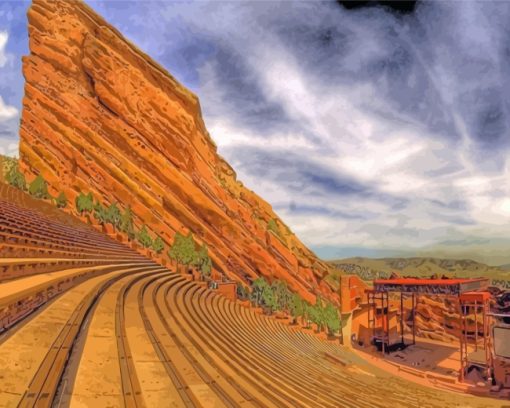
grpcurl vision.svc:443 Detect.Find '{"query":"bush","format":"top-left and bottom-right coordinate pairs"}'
top-left (289, 293), bottom-right (305, 323)
top-left (93, 201), bottom-right (108, 225)
top-left (324, 302), bottom-right (340, 336)
top-left (106, 202), bottom-right (121, 230)
top-left (6, 164), bottom-right (26, 191)
top-left (55, 192), bottom-right (68, 208)
top-left (168, 232), bottom-right (196, 272)
top-left (310, 296), bottom-right (327, 332)
top-left (250, 278), bottom-right (268, 307)
top-left (267, 219), bottom-right (279, 234)
top-left (2, 156), bottom-right (17, 179)
top-left (75, 192), bottom-right (94, 215)
top-left (236, 283), bottom-right (249, 300)
top-left (119, 206), bottom-right (135, 240)
top-left (152, 236), bottom-right (165, 254)
top-left (272, 280), bottom-right (292, 312)
top-left (194, 244), bottom-right (212, 279)
top-left (137, 225), bottom-right (153, 248)
top-left (262, 284), bottom-right (277, 314)
top-left (28, 174), bottom-right (49, 199)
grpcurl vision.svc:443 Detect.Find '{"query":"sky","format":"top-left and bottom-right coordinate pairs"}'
top-left (2, 0), bottom-right (510, 265)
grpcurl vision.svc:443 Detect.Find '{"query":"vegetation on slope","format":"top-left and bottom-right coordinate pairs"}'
top-left (240, 277), bottom-right (341, 336)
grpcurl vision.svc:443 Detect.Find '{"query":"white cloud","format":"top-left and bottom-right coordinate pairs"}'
top-left (0, 138), bottom-right (18, 158)
top-left (0, 31), bottom-right (8, 68)
top-left (176, 0), bottom-right (510, 262)
top-left (0, 95), bottom-right (18, 121)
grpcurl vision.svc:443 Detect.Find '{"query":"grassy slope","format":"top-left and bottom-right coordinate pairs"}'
top-left (327, 256), bottom-right (510, 284)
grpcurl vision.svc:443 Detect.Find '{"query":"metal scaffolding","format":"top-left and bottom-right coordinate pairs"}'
top-left (459, 291), bottom-right (492, 382)
top-left (366, 277), bottom-right (491, 382)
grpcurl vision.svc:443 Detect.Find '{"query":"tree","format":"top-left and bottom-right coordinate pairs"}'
top-left (324, 302), bottom-right (340, 336)
top-left (236, 283), bottom-right (249, 300)
top-left (93, 201), bottom-right (108, 225)
top-left (180, 233), bottom-right (196, 267)
top-left (310, 296), bottom-right (327, 332)
top-left (137, 225), bottom-right (153, 248)
top-left (75, 192), bottom-right (94, 215)
top-left (262, 284), bottom-right (277, 314)
top-left (55, 192), bottom-right (68, 208)
top-left (6, 164), bottom-right (26, 191)
top-left (106, 202), bottom-right (121, 230)
top-left (119, 206), bottom-right (135, 240)
top-left (250, 278), bottom-right (268, 307)
top-left (28, 174), bottom-right (50, 199)
top-left (168, 232), bottom-right (183, 267)
top-left (152, 236), bottom-right (165, 254)
top-left (272, 280), bottom-right (292, 312)
top-left (303, 302), bottom-right (313, 328)
top-left (289, 293), bottom-right (305, 324)
top-left (194, 244), bottom-right (212, 279)
top-left (168, 232), bottom-right (196, 273)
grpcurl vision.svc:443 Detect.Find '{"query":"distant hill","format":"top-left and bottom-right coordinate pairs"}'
top-left (328, 257), bottom-right (510, 288)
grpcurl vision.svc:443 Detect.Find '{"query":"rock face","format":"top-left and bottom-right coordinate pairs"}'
top-left (19, 0), bottom-right (336, 304)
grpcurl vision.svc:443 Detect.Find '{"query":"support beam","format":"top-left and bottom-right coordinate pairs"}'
top-left (412, 293), bottom-right (416, 345)
top-left (400, 291), bottom-right (404, 345)
top-left (459, 303), bottom-right (465, 382)
top-left (475, 301), bottom-right (478, 351)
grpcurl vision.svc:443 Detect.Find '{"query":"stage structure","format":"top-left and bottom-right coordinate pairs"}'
top-left (366, 277), bottom-right (491, 381)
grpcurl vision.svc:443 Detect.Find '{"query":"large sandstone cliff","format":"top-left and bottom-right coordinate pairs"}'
top-left (19, 0), bottom-right (337, 304)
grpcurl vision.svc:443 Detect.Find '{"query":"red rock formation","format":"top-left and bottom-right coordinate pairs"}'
top-left (19, 0), bottom-right (336, 304)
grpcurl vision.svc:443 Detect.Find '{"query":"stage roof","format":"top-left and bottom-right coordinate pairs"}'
top-left (459, 291), bottom-right (491, 303)
top-left (372, 277), bottom-right (490, 296)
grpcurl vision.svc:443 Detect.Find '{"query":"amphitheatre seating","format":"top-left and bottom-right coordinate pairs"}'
top-left (0, 202), bottom-right (141, 260)
top-left (0, 181), bottom-right (505, 407)
top-left (0, 187), bottom-right (145, 282)
top-left (124, 274), bottom-right (505, 408)
top-left (0, 182), bottom-right (152, 333)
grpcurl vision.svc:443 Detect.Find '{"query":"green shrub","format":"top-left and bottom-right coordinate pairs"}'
top-left (289, 293), bottom-right (305, 323)
top-left (106, 202), bottom-right (121, 230)
top-left (119, 206), bottom-right (135, 239)
top-left (137, 225), bottom-right (153, 248)
top-left (324, 302), bottom-right (340, 335)
top-left (152, 236), bottom-right (165, 254)
top-left (168, 232), bottom-right (196, 272)
top-left (1, 156), bottom-right (17, 180)
top-left (28, 174), bottom-right (49, 199)
top-left (250, 278), bottom-right (268, 307)
top-left (272, 280), bottom-right (292, 312)
top-left (194, 244), bottom-right (212, 279)
top-left (55, 192), bottom-right (68, 208)
top-left (309, 296), bottom-right (327, 331)
top-left (93, 201), bottom-right (108, 225)
top-left (75, 192), bottom-right (94, 215)
top-left (236, 283), bottom-right (249, 300)
top-left (267, 219), bottom-right (279, 234)
top-left (6, 164), bottom-right (26, 191)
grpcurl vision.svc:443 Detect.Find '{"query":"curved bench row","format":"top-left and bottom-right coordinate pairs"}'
top-left (0, 203), bottom-right (142, 259)
top-left (136, 276), bottom-right (505, 408)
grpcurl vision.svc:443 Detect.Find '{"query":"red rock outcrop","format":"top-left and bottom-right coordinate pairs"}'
top-left (19, 0), bottom-right (336, 304)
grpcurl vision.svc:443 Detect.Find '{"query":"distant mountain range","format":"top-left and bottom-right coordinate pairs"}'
top-left (328, 256), bottom-right (510, 287)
